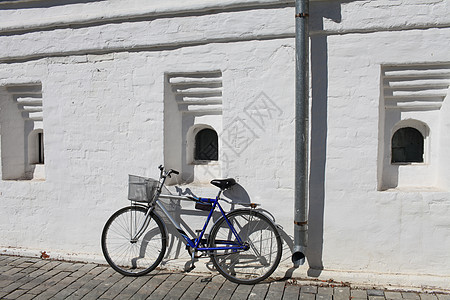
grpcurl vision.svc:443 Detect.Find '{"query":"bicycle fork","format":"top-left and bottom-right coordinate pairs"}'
top-left (130, 206), bottom-right (155, 243)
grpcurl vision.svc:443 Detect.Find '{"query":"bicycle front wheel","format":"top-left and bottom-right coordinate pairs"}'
top-left (209, 209), bottom-right (282, 284)
top-left (101, 206), bottom-right (167, 276)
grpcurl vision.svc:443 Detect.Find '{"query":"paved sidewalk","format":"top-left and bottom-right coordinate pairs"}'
top-left (1, 255), bottom-right (449, 300)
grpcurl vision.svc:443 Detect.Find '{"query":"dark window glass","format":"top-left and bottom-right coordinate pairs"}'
top-left (391, 127), bottom-right (423, 163)
top-left (195, 129), bottom-right (218, 161)
top-left (38, 132), bottom-right (44, 164)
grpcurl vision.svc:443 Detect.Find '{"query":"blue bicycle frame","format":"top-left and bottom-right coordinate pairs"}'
top-left (156, 193), bottom-right (246, 252)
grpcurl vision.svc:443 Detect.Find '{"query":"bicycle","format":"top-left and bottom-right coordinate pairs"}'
top-left (101, 165), bottom-right (282, 284)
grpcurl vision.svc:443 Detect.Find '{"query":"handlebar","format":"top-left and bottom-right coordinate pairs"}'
top-left (158, 165), bottom-right (179, 179)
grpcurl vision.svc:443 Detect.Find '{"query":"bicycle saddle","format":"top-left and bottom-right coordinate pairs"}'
top-left (210, 178), bottom-right (236, 190)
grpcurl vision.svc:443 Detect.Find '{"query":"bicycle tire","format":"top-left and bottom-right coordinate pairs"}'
top-left (209, 209), bottom-right (282, 284)
top-left (101, 206), bottom-right (167, 276)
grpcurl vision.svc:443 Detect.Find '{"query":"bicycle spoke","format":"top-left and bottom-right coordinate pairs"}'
top-left (209, 210), bottom-right (282, 284)
top-left (102, 206), bottom-right (167, 276)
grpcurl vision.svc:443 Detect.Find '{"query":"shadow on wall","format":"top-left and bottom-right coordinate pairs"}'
top-left (155, 183), bottom-right (295, 274)
top-left (307, 0), bottom-right (342, 277)
top-left (0, 0), bottom-right (100, 10)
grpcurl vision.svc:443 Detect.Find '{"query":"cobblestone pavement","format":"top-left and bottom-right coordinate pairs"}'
top-left (1, 255), bottom-right (449, 300)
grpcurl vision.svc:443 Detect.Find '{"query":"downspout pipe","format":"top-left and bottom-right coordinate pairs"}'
top-left (292, 0), bottom-right (309, 267)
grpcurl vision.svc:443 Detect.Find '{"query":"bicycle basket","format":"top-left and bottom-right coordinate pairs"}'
top-left (128, 175), bottom-right (159, 202)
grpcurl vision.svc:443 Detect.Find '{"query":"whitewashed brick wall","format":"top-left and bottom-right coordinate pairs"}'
top-left (0, 0), bottom-right (449, 290)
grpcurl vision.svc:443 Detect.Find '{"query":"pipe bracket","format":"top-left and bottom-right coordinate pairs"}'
top-left (294, 220), bottom-right (308, 226)
top-left (295, 13), bottom-right (309, 18)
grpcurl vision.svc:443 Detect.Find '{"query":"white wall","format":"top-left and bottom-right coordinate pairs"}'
top-left (0, 0), bottom-right (449, 290)
top-left (318, 27), bottom-right (450, 275)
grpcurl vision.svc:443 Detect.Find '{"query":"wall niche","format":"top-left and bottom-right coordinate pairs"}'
top-left (164, 71), bottom-right (223, 184)
top-left (0, 83), bottom-right (45, 181)
top-left (378, 64), bottom-right (450, 191)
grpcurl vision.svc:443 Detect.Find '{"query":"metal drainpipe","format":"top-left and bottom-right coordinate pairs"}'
top-left (292, 0), bottom-right (309, 267)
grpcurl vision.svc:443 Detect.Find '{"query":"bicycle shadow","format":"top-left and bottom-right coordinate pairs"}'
top-left (225, 185), bottom-right (296, 278)
top-left (156, 184), bottom-right (248, 270)
top-left (153, 183), bottom-right (296, 275)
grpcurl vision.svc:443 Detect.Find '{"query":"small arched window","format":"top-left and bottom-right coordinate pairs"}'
top-left (28, 129), bottom-right (44, 165)
top-left (391, 127), bottom-right (424, 164)
top-left (195, 128), bottom-right (218, 161)
top-left (37, 132), bottom-right (44, 164)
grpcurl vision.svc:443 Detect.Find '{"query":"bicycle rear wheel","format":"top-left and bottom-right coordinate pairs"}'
top-left (101, 206), bottom-right (166, 276)
top-left (209, 209), bottom-right (282, 284)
